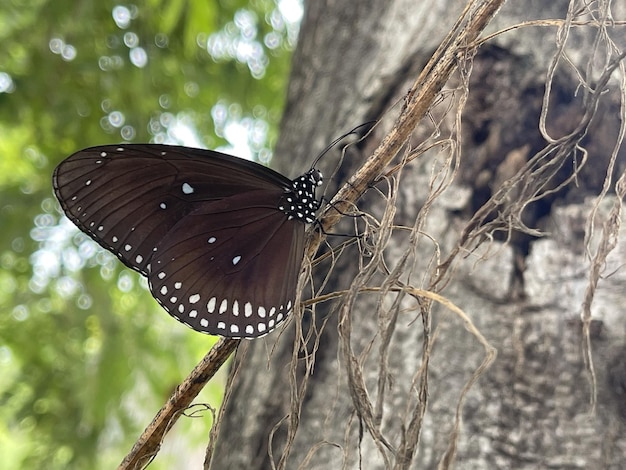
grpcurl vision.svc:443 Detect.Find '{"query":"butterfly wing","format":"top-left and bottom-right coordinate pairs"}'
top-left (147, 190), bottom-right (306, 338)
top-left (52, 144), bottom-right (292, 275)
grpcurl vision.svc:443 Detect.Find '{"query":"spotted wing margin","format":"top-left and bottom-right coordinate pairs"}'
top-left (52, 144), bottom-right (293, 275)
top-left (147, 190), bottom-right (306, 338)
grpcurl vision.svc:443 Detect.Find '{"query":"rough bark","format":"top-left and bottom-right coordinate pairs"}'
top-left (211, 1), bottom-right (626, 468)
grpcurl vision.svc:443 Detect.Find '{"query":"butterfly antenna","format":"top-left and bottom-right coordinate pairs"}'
top-left (310, 121), bottom-right (376, 169)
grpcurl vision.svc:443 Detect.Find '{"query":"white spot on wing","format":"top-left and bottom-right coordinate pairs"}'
top-left (208, 236), bottom-right (216, 244)
top-left (207, 297), bottom-right (216, 313)
top-left (217, 321), bottom-right (225, 329)
top-left (232, 255), bottom-right (241, 265)
top-left (158, 272), bottom-right (166, 280)
top-left (258, 323), bottom-right (266, 333)
top-left (182, 182), bottom-right (194, 194)
top-left (160, 286), bottom-right (168, 295)
top-left (230, 324), bottom-right (239, 334)
top-left (160, 202), bottom-right (167, 209)
top-left (189, 310), bottom-right (198, 318)
top-left (258, 306), bottom-right (266, 318)
top-left (124, 244), bottom-right (132, 251)
top-left (200, 318), bottom-right (209, 327)
top-left (219, 299), bottom-right (227, 314)
top-left (189, 294), bottom-right (200, 304)
top-left (174, 282), bottom-right (182, 289)
top-left (232, 301), bottom-right (239, 316)
top-left (245, 302), bottom-right (252, 317)
top-left (245, 325), bottom-right (254, 334)
top-left (135, 255), bottom-right (143, 264)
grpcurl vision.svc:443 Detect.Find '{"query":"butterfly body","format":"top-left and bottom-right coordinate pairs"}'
top-left (53, 144), bottom-right (322, 338)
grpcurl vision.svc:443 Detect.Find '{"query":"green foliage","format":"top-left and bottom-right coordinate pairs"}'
top-left (0, 0), bottom-right (298, 467)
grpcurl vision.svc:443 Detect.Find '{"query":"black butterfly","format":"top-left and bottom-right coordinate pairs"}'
top-left (53, 144), bottom-right (322, 338)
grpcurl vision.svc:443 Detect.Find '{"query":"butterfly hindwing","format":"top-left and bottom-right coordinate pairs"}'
top-left (147, 191), bottom-right (305, 338)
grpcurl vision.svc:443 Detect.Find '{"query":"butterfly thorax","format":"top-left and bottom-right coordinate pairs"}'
top-left (279, 168), bottom-right (323, 224)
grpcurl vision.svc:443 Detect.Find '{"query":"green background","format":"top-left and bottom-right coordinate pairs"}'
top-left (0, 0), bottom-right (299, 467)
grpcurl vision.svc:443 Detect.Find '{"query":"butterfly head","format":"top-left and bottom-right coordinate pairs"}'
top-left (308, 168), bottom-right (323, 187)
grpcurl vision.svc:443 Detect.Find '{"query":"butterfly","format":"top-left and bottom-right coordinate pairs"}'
top-left (53, 144), bottom-right (323, 338)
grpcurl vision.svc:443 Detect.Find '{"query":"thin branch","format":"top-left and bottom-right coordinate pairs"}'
top-left (118, 338), bottom-right (239, 470)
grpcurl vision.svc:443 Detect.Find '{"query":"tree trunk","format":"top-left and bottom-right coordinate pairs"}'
top-left (211, 1), bottom-right (626, 468)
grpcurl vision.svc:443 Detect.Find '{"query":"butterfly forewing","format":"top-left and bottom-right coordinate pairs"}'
top-left (53, 144), bottom-right (319, 338)
top-left (53, 145), bottom-right (293, 274)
